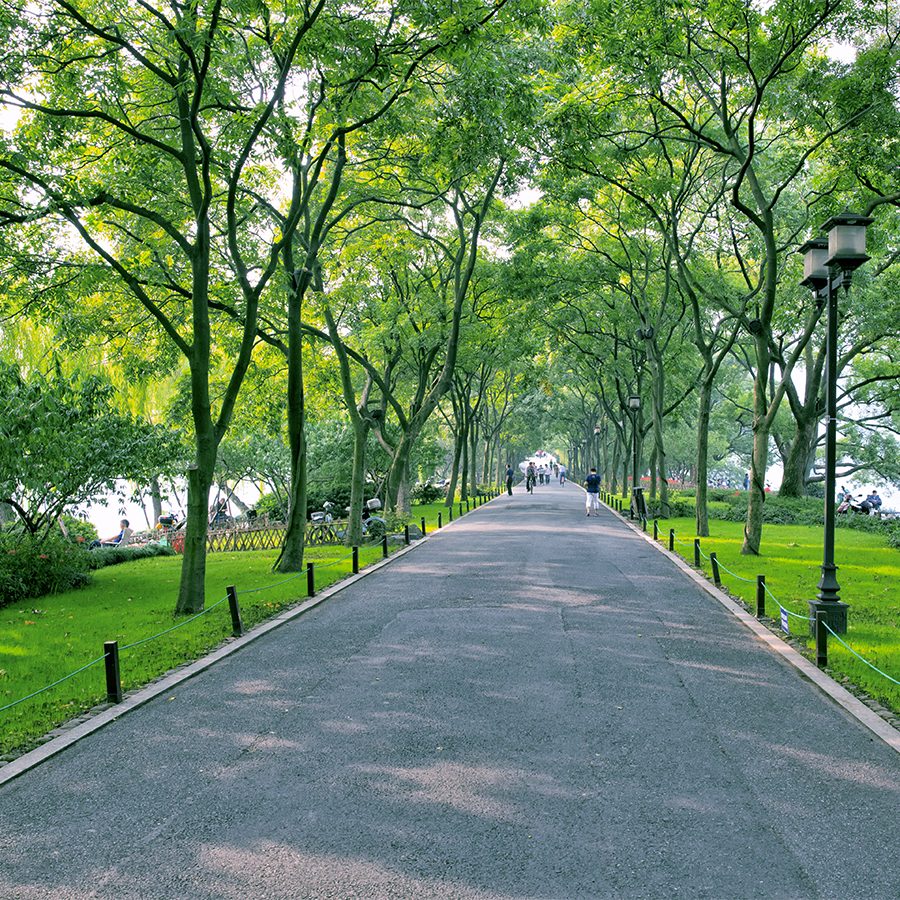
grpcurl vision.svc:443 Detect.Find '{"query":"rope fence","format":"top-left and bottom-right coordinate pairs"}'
top-left (120, 596), bottom-right (230, 652)
top-left (603, 494), bottom-right (899, 691)
top-left (0, 653), bottom-right (109, 715)
top-left (0, 489), bottom-right (500, 730)
top-left (823, 623), bottom-right (900, 687)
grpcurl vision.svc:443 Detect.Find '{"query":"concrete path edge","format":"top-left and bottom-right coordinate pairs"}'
top-left (596, 493), bottom-right (900, 755)
top-left (0, 495), bottom-right (501, 787)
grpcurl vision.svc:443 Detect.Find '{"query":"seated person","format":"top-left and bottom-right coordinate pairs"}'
top-left (91, 519), bottom-right (133, 549)
top-left (865, 490), bottom-right (882, 513)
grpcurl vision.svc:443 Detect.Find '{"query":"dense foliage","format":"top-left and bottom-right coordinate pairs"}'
top-left (1, 0), bottom-right (898, 609)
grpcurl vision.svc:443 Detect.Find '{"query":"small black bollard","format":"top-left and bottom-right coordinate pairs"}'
top-left (449, 505), bottom-right (453, 522)
top-left (459, 502), bottom-right (463, 517)
top-left (756, 575), bottom-right (766, 618)
top-left (421, 516), bottom-right (427, 536)
top-left (352, 546), bottom-right (359, 573)
top-left (306, 562), bottom-right (315, 597)
top-left (709, 553), bottom-right (721, 586)
top-left (710, 553), bottom-right (721, 586)
top-left (668, 528), bottom-right (675, 552)
top-left (226, 584), bottom-right (243, 636)
top-left (466, 499), bottom-right (470, 512)
top-left (381, 534), bottom-right (388, 558)
top-left (404, 525), bottom-right (410, 546)
top-left (653, 519), bottom-right (659, 541)
top-left (104, 640), bottom-right (123, 704)
top-left (694, 538), bottom-right (701, 568)
top-left (438, 512), bottom-right (442, 528)
top-left (641, 516), bottom-right (647, 533)
top-left (815, 610), bottom-right (828, 669)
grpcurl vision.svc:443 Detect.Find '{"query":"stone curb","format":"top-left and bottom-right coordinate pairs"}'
top-left (0, 493), bottom-right (502, 787)
top-left (596, 493), bottom-right (900, 756)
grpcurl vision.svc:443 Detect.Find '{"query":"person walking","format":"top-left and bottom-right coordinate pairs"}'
top-left (559, 464), bottom-right (567, 486)
top-left (584, 468), bottom-right (601, 517)
top-left (505, 463), bottom-right (514, 496)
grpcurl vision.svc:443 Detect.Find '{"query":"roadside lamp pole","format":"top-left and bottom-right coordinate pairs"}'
top-left (593, 424), bottom-right (601, 475)
top-left (627, 395), bottom-right (642, 518)
top-left (799, 212), bottom-right (872, 635)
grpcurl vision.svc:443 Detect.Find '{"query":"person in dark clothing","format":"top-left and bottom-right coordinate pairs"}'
top-left (584, 468), bottom-right (601, 516)
top-left (505, 463), bottom-right (514, 496)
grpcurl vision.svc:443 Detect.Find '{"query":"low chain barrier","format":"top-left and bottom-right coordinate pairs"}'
top-left (602, 494), bottom-right (898, 689)
top-left (0, 489), bottom-right (500, 732)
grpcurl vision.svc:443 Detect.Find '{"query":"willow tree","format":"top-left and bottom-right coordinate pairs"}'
top-left (0, 0), bottom-right (336, 611)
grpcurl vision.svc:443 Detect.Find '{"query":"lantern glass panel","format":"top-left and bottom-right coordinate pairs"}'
top-left (803, 246), bottom-right (829, 282)
top-left (828, 223), bottom-right (867, 258)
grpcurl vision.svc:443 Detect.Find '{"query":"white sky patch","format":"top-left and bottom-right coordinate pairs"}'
top-left (505, 186), bottom-right (542, 210)
top-left (0, 103), bottom-right (21, 133)
top-left (826, 41), bottom-right (858, 64)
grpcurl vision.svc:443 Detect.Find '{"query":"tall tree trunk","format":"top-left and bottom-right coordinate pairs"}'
top-left (445, 428), bottom-right (463, 507)
top-left (742, 335), bottom-right (771, 555)
top-left (176, 452), bottom-right (215, 615)
top-left (779, 413), bottom-right (818, 498)
top-left (387, 433), bottom-right (414, 515)
top-left (609, 439), bottom-right (620, 495)
top-left (695, 379), bottom-right (713, 536)
top-left (149, 476), bottom-right (164, 526)
top-left (345, 419), bottom-right (369, 546)
top-left (469, 420), bottom-right (479, 496)
top-left (276, 283), bottom-right (307, 572)
top-left (459, 419), bottom-right (470, 501)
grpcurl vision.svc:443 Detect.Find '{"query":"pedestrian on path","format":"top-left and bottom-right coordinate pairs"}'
top-left (505, 463), bottom-right (514, 496)
top-left (584, 468), bottom-right (601, 516)
top-left (559, 464), bottom-right (567, 485)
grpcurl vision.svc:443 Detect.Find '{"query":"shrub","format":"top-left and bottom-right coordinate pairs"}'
top-left (382, 510), bottom-right (410, 533)
top-left (410, 482), bottom-right (446, 504)
top-left (646, 490), bottom-right (696, 519)
top-left (61, 514), bottom-right (98, 544)
top-left (255, 492), bottom-right (288, 523)
top-left (0, 533), bottom-right (91, 608)
top-left (86, 542), bottom-right (176, 570)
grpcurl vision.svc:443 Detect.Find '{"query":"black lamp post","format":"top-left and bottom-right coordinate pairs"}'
top-left (627, 395), bottom-right (642, 518)
top-left (593, 424), bottom-right (601, 473)
top-left (799, 212), bottom-right (872, 635)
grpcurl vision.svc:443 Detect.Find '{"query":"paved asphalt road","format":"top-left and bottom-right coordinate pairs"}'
top-left (1, 484), bottom-right (898, 899)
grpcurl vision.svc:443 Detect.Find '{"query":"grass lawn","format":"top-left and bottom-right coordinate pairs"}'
top-left (0, 545), bottom-right (391, 756)
top-left (652, 516), bottom-right (900, 713)
top-left (0, 496), bottom-right (498, 757)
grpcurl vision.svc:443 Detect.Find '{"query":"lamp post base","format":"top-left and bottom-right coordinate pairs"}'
top-left (807, 599), bottom-right (848, 636)
top-left (630, 487), bottom-right (646, 520)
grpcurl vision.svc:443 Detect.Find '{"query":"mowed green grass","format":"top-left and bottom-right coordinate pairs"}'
top-left (659, 517), bottom-right (900, 713)
top-left (0, 544), bottom-right (392, 755)
top-left (0, 497), bottom-right (498, 756)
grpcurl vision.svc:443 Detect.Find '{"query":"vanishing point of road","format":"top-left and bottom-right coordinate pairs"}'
top-left (1, 484), bottom-right (898, 899)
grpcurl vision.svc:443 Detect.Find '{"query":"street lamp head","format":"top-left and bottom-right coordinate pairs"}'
top-left (593, 424), bottom-right (602, 435)
top-left (799, 237), bottom-right (829, 291)
top-left (628, 395), bottom-right (641, 411)
top-left (821, 211), bottom-right (873, 273)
